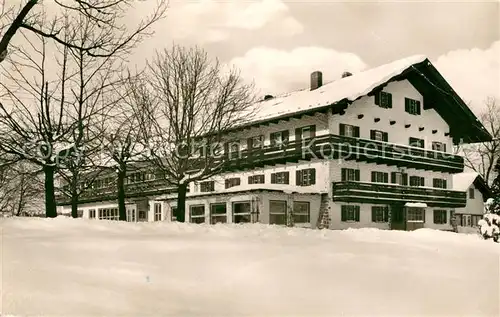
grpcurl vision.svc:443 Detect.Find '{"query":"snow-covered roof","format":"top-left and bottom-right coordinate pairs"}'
top-left (243, 55), bottom-right (427, 124)
top-left (453, 172), bottom-right (479, 191)
top-left (405, 202), bottom-right (428, 208)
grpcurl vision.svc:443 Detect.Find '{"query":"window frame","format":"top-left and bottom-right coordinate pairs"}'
top-left (341, 205), bottom-right (360, 222)
top-left (190, 205), bottom-right (206, 224)
top-left (248, 174), bottom-right (265, 184)
top-left (269, 200), bottom-right (287, 225)
top-left (154, 203), bottom-right (162, 221)
top-left (433, 209), bottom-right (447, 224)
top-left (210, 203), bottom-right (227, 224)
top-left (271, 171), bottom-right (289, 184)
top-left (232, 201), bottom-right (252, 224)
top-left (469, 187), bottom-right (475, 199)
top-left (372, 206), bottom-right (389, 223)
top-left (405, 97), bottom-right (421, 115)
top-left (292, 201), bottom-right (310, 224)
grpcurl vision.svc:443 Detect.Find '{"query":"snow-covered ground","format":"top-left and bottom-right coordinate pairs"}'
top-left (1, 218), bottom-right (499, 317)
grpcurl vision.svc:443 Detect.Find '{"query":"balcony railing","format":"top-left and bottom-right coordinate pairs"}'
top-left (190, 134), bottom-right (464, 173)
top-left (56, 179), bottom-right (177, 205)
top-left (332, 181), bottom-right (466, 208)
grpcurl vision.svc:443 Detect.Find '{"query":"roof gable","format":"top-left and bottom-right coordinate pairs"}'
top-left (453, 172), bottom-right (492, 200)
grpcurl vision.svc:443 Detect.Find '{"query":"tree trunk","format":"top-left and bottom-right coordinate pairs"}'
top-left (71, 194), bottom-right (79, 218)
top-left (175, 182), bottom-right (187, 222)
top-left (117, 165), bottom-right (127, 221)
top-left (44, 166), bottom-right (57, 218)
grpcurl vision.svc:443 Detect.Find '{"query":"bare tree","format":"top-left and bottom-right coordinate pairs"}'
top-left (456, 97), bottom-right (500, 185)
top-left (0, 0), bottom-right (167, 63)
top-left (99, 78), bottom-right (146, 221)
top-left (132, 45), bottom-right (256, 221)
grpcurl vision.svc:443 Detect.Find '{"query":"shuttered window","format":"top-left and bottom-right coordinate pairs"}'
top-left (372, 206), bottom-right (389, 222)
top-left (341, 205), bottom-right (360, 222)
top-left (371, 171), bottom-right (388, 183)
top-left (296, 168), bottom-right (316, 186)
top-left (409, 137), bottom-right (425, 148)
top-left (391, 172), bottom-right (408, 185)
top-left (271, 171), bottom-right (289, 184)
top-left (405, 98), bottom-right (421, 115)
top-left (370, 130), bottom-right (389, 142)
top-left (341, 168), bottom-right (360, 181)
top-left (339, 124), bottom-right (360, 138)
top-left (375, 91), bottom-right (392, 108)
top-left (409, 176), bottom-right (425, 187)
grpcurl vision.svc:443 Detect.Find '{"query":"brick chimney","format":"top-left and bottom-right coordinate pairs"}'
top-left (310, 71), bottom-right (323, 90)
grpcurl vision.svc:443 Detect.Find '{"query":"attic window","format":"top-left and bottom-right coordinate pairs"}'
top-left (375, 91), bottom-right (392, 109)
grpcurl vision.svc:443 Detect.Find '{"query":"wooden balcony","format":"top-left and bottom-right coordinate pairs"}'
top-left (56, 179), bottom-right (177, 205)
top-left (332, 181), bottom-right (466, 208)
top-left (192, 134), bottom-right (464, 173)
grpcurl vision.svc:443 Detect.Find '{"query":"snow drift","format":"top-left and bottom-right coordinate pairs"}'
top-left (1, 217), bottom-right (499, 317)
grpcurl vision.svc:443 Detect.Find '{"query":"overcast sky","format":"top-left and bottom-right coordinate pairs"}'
top-left (128, 0), bottom-right (499, 115)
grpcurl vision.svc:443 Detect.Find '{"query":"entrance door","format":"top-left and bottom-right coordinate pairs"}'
top-left (390, 204), bottom-right (406, 230)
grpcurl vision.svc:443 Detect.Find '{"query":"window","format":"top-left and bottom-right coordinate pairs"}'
top-left (433, 210), bottom-right (447, 224)
top-left (461, 214), bottom-right (472, 227)
top-left (89, 209), bottom-right (96, 219)
top-left (296, 168), bottom-right (316, 186)
top-left (229, 142), bottom-right (240, 153)
top-left (391, 172), bottom-right (408, 185)
top-left (405, 98), bottom-right (421, 115)
top-left (341, 168), bottom-right (360, 182)
top-left (233, 202), bottom-right (251, 223)
top-left (98, 208), bottom-right (119, 221)
top-left (190, 205), bottom-right (205, 224)
top-left (341, 205), bottom-right (360, 222)
top-left (370, 130), bottom-right (388, 142)
top-left (269, 200), bottom-right (287, 225)
top-left (248, 135), bottom-right (264, 149)
top-left (371, 171), bottom-right (388, 183)
top-left (433, 178), bottom-right (447, 189)
top-left (225, 177), bottom-right (241, 189)
top-left (407, 208), bottom-right (424, 222)
top-left (271, 171), bottom-right (289, 184)
top-left (375, 91), bottom-right (392, 108)
top-left (138, 210), bottom-right (148, 222)
top-left (339, 124), bottom-right (360, 138)
top-left (469, 188), bottom-right (475, 199)
top-left (154, 203), bottom-right (162, 221)
top-left (126, 208), bottom-right (136, 222)
top-left (432, 142), bottom-right (446, 152)
top-left (471, 215), bottom-right (482, 227)
top-left (270, 130), bottom-right (289, 148)
top-left (372, 206), bottom-right (389, 223)
top-left (248, 174), bottom-right (265, 184)
top-left (210, 203), bottom-right (227, 224)
top-left (296, 125), bottom-right (316, 140)
top-left (409, 176), bottom-right (425, 187)
top-left (171, 207), bottom-right (177, 221)
top-left (293, 201), bottom-right (310, 223)
top-left (200, 181), bottom-right (215, 192)
top-left (409, 137), bottom-right (425, 149)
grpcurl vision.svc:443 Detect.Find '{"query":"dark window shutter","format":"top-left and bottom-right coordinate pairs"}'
top-left (409, 176), bottom-right (415, 186)
top-left (383, 132), bottom-right (388, 142)
top-left (384, 207), bottom-right (389, 222)
top-left (355, 206), bottom-right (360, 222)
top-left (371, 207), bottom-right (376, 222)
top-left (310, 125), bottom-right (316, 138)
top-left (443, 180), bottom-right (447, 189)
top-left (341, 168), bottom-right (347, 181)
top-left (247, 138), bottom-right (253, 150)
top-left (383, 173), bottom-right (388, 183)
top-left (295, 128), bottom-right (302, 142)
top-left (370, 130), bottom-right (375, 140)
top-left (339, 124), bottom-right (346, 136)
top-left (420, 177), bottom-right (425, 186)
top-left (371, 171), bottom-right (376, 182)
top-left (374, 91), bottom-right (380, 105)
top-left (354, 126), bottom-right (360, 138)
top-left (409, 137), bottom-right (414, 146)
top-left (444, 211), bottom-right (447, 223)
top-left (296, 170), bottom-right (303, 186)
top-left (260, 175), bottom-right (265, 183)
top-left (225, 179), bottom-right (229, 189)
top-left (432, 142), bottom-right (436, 151)
top-left (402, 173), bottom-right (408, 186)
top-left (310, 169), bottom-right (316, 185)
top-left (416, 101), bottom-right (421, 115)
top-left (284, 172), bottom-right (289, 184)
top-left (405, 98), bottom-right (409, 112)
top-left (341, 206), bottom-right (346, 222)
top-left (391, 172), bottom-right (396, 184)
top-left (354, 169), bottom-right (360, 181)
top-left (271, 173), bottom-right (276, 184)
top-left (443, 143), bottom-right (447, 152)
top-left (419, 139), bottom-right (424, 148)
top-left (282, 130), bottom-right (289, 143)
top-left (433, 179), bottom-right (437, 187)
top-left (248, 176), bottom-right (253, 184)
top-left (387, 93), bottom-right (392, 108)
